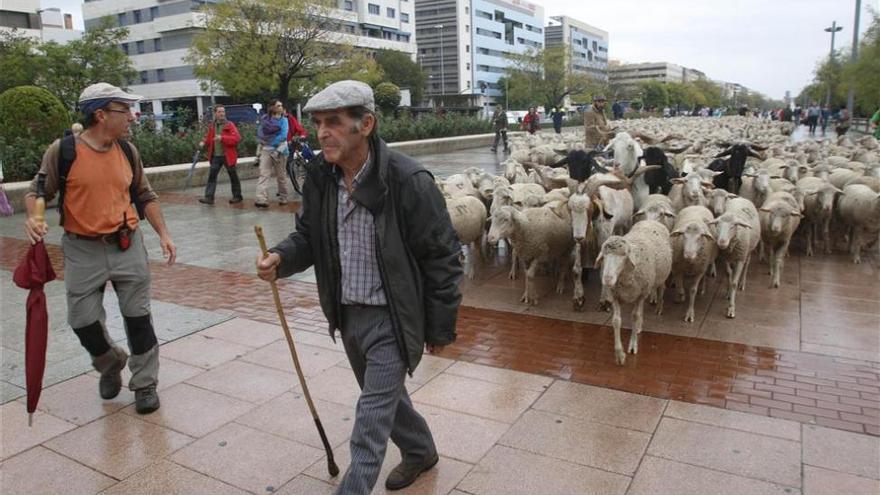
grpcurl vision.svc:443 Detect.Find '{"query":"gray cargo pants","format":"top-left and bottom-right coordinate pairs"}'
top-left (335, 305), bottom-right (436, 495)
top-left (63, 228), bottom-right (159, 391)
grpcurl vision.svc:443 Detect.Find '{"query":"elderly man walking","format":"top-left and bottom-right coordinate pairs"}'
top-left (256, 80), bottom-right (463, 494)
top-left (23, 83), bottom-right (177, 414)
top-left (585, 95), bottom-right (613, 150)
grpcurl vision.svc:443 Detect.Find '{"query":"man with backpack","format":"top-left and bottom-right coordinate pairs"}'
top-left (23, 83), bottom-right (177, 415)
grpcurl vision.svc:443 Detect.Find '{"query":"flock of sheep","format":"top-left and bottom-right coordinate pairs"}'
top-left (439, 116), bottom-right (880, 365)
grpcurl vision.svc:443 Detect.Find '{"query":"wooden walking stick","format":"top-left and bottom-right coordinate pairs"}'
top-left (255, 225), bottom-right (340, 477)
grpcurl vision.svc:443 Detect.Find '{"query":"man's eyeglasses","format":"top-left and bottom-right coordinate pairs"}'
top-left (104, 108), bottom-right (133, 115)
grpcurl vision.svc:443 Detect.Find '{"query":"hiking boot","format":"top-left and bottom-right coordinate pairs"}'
top-left (255, 202), bottom-right (269, 209)
top-left (385, 452), bottom-right (439, 491)
top-left (198, 197), bottom-right (214, 205)
top-left (229, 196), bottom-right (243, 204)
top-left (98, 350), bottom-right (127, 400)
top-left (134, 387), bottom-right (160, 414)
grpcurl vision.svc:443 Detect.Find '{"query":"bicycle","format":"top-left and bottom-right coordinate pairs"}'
top-left (286, 138), bottom-right (314, 196)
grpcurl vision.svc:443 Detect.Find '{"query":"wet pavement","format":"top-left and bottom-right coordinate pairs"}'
top-left (1, 131), bottom-right (879, 494)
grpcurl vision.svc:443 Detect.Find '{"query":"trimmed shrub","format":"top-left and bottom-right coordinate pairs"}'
top-left (0, 135), bottom-right (44, 182)
top-left (0, 86), bottom-right (70, 145)
top-left (374, 82), bottom-right (401, 112)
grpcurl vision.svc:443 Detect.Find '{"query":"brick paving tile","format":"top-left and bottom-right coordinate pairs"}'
top-left (2, 235), bottom-right (878, 437)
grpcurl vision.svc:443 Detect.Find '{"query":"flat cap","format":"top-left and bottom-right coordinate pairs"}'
top-left (592, 94), bottom-right (607, 101)
top-left (79, 82), bottom-right (142, 103)
top-left (304, 80), bottom-right (375, 113)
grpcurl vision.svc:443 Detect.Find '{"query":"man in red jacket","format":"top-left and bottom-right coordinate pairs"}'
top-left (285, 110), bottom-right (308, 142)
top-left (199, 105), bottom-right (242, 205)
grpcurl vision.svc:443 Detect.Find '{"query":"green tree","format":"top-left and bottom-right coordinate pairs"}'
top-left (0, 30), bottom-right (41, 93)
top-left (639, 80), bottom-right (669, 110)
top-left (842, 11), bottom-right (880, 115)
top-left (505, 46), bottom-right (601, 110)
top-left (0, 20), bottom-right (135, 111)
top-left (38, 17), bottom-right (136, 111)
top-left (691, 79), bottom-right (723, 108)
top-left (187, 0), bottom-right (356, 106)
top-left (0, 86), bottom-right (69, 143)
top-left (374, 49), bottom-right (425, 105)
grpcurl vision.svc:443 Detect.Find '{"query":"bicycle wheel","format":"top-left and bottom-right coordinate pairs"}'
top-left (290, 155), bottom-right (307, 195)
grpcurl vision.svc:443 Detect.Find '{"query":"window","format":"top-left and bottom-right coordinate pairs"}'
top-left (368, 4), bottom-right (379, 14)
top-left (154, 38), bottom-right (162, 51)
top-left (150, 6), bottom-right (159, 19)
top-left (139, 71), bottom-right (148, 84)
top-left (136, 40), bottom-right (144, 54)
top-left (466, 62), bottom-right (470, 70)
top-left (592, 41), bottom-right (597, 52)
top-left (387, 7), bottom-right (394, 17)
top-left (465, 44), bottom-right (469, 52)
top-left (344, 0), bottom-right (353, 10)
top-left (400, 12), bottom-right (409, 22)
top-left (157, 69), bottom-right (165, 82)
top-left (121, 43), bottom-right (129, 55)
top-left (117, 13), bottom-right (126, 26)
top-left (133, 9), bottom-right (142, 23)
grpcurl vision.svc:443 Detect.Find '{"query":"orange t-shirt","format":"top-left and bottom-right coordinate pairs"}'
top-left (63, 142), bottom-right (139, 236)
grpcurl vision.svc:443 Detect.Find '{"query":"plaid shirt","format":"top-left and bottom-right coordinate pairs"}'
top-left (336, 154), bottom-right (387, 306)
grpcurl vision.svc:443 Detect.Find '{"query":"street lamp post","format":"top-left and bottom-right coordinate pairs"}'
top-left (824, 21), bottom-right (843, 107)
top-left (434, 24), bottom-right (444, 100)
top-left (846, 0), bottom-right (861, 116)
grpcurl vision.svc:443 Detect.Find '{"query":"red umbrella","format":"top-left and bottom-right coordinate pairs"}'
top-left (13, 187), bottom-right (55, 426)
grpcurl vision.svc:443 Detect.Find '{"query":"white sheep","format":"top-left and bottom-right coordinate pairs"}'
top-left (796, 176), bottom-right (841, 256)
top-left (759, 191), bottom-right (803, 288)
top-left (595, 220), bottom-right (672, 365)
top-left (837, 184), bottom-right (880, 264)
top-left (487, 204), bottom-right (574, 305)
top-left (446, 195), bottom-right (487, 280)
top-left (633, 194), bottom-right (676, 232)
top-left (709, 197), bottom-right (761, 318)
top-left (739, 168), bottom-right (776, 208)
top-left (670, 206), bottom-right (718, 322)
top-left (668, 172), bottom-right (712, 212)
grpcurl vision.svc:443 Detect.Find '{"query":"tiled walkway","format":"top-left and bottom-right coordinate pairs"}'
top-left (1, 141), bottom-right (879, 493)
top-left (2, 318), bottom-right (879, 494)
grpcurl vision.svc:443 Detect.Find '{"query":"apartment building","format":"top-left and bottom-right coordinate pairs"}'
top-left (415, 0), bottom-right (544, 107)
top-left (82, 0), bottom-right (417, 122)
top-left (544, 15), bottom-right (608, 81)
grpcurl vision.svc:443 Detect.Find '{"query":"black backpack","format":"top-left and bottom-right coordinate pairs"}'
top-left (56, 133), bottom-right (145, 225)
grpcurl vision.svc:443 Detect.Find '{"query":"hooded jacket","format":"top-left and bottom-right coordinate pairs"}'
top-left (270, 134), bottom-right (463, 372)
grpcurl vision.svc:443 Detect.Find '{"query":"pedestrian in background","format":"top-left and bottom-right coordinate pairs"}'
top-left (255, 99), bottom-right (289, 208)
top-left (611, 100), bottom-right (623, 120)
top-left (256, 80), bottom-right (462, 494)
top-left (521, 106), bottom-right (540, 134)
top-left (23, 83), bottom-right (177, 415)
top-left (198, 105), bottom-right (242, 205)
top-left (551, 107), bottom-right (564, 134)
top-left (584, 95), bottom-right (613, 150)
top-left (834, 107), bottom-right (850, 137)
top-left (490, 103), bottom-right (509, 152)
top-left (806, 103), bottom-right (820, 134)
top-left (871, 107), bottom-right (880, 140)
top-left (820, 104), bottom-right (832, 135)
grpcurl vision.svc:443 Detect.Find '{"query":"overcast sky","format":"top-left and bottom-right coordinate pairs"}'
top-left (47, 0), bottom-right (876, 99)
top-left (547, 0), bottom-right (876, 99)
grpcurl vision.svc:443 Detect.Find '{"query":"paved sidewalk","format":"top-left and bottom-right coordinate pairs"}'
top-left (2, 317), bottom-right (878, 495)
top-left (1, 141), bottom-right (879, 493)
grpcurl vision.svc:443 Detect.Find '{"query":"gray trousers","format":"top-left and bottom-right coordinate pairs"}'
top-left (62, 228), bottom-right (159, 390)
top-left (335, 305), bottom-right (436, 495)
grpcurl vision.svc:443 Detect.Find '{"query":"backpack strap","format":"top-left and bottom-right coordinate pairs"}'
top-left (56, 133), bottom-right (77, 226)
top-left (116, 139), bottom-right (145, 220)
top-left (55, 136), bottom-right (145, 226)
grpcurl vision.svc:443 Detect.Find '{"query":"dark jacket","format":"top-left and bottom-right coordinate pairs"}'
top-left (270, 135), bottom-right (463, 373)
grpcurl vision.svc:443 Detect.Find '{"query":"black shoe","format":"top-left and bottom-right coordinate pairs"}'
top-left (229, 197), bottom-right (243, 204)
top-left (255, 202), bottom-right (269, 209)
top-left (198, 197), bottom-right (214, 205)
top-left (490, 147), bottom-right (497, 152)
top-left (134, 387), bottom-right (160, 414)
top-left (385, 452), bottom-right (439, 490)
top-left (99, 351), bottom-right (127, 400)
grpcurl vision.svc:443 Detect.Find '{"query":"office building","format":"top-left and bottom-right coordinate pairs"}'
top-left (544, 15), bottom-right (608, 81)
